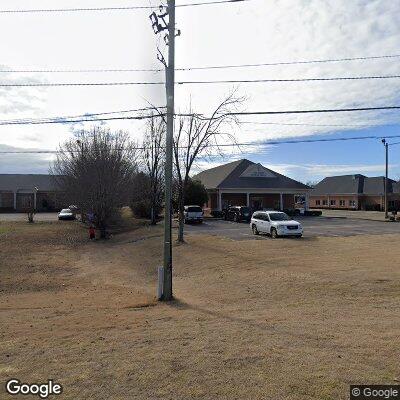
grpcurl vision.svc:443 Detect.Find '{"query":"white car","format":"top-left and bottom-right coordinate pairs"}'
top-left (250, 211), bottom-right (303, 238)
top-left (58, 208), bottom-right (75, 221)
top-left (184, 205), bottom-right (203, 224)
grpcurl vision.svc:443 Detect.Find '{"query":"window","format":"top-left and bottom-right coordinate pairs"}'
top-left (349, 200), bottom-right (356, 207)
top-left (322, 200), bottom-right (328, 206)
top-left (330, 200), bottom-right (336, 206)
top-left (339, 200), bottom-right (345, 206)
top-left (316, 200), bottom-right (321, 206)
top-left (269, 212), bottom-right (290, 221)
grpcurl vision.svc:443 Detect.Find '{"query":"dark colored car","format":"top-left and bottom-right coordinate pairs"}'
top-left (224, 206), bottom-right (252, 223)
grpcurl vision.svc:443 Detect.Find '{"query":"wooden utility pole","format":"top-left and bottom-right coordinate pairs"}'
top-left (162, 0), bottom-right (175, 300)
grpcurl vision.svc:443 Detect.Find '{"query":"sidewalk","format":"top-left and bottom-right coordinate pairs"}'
top-left (316, 209), bottom-right (389, 222)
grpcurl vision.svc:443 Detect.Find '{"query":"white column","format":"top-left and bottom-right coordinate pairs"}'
top-left (246, 192), bottom-right (250, 207)
top-left (34, 191), bottom-right (37, 211)
top-left (13, 191), bottom-right (17, 210)
top-left (280, 193), bottom-right (284, 211)
top-left (218, 190), bottom-right (222, 211)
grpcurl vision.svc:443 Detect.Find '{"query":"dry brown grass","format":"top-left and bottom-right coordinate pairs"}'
top-left (0, 220), bottom-right (399, 399)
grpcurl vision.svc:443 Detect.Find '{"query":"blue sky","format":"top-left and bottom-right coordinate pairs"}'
top-left (0, 0), bottom-right (399, 184)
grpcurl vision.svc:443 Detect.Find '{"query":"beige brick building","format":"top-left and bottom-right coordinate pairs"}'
top-left (0, 174), bottom-right (63, 212)
top-left (310, 174), bottom-right (400, 211)
top-left (194, 159), bottom-right (312, 212)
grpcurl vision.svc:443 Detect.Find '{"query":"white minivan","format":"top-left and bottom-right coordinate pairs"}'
top-left (184, 205), bottom-right (204, 224)
top-left (250, 210), bottom-right (303, 238)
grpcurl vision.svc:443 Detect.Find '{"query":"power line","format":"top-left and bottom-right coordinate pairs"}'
top-left (0, 0), bottom-right (248, 14)
top-left (3, 133), bottom-right (400, 154)
top-left (0, 106), bottom-right (399, 126)
top-left (239, 121), bottom-right (373, 128)
top-left (176, 75), bottom-right (400, 84)
top-left (3, 53), bottom-right (400, 74)
top-left (2, 74), bottom-right (400, 87)
top-left (0, 106), bottom-right (166, 125)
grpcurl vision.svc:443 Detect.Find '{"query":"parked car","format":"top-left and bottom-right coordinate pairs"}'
top-left (250, 210), bottom-right (303, 238)
top-left (184, 205), bottom-right (203, 224)
top-left (224, 206), bottom-right (252, 223)
top-left (58, 208), bottom-right (76, 221)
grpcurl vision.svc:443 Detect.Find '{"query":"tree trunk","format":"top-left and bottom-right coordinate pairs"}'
top-left (150, 206), bottom-right (156, 225)
top-left (177, 187), bottom-right (185, 243)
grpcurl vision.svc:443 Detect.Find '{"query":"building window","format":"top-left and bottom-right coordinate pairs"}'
top-left (339, 200), bottom-right (345, 206)
top-left (316, 199), bottom-right (321, 206)
top-left (349, 200), bottom-right (356, 207)
top-left (322, 199), bottom-right (328, 206)
top-left (330, 200), bottom-right (336, 206)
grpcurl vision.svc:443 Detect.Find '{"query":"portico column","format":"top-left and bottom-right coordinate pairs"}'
top-left (280, 193), bottom-right (284, 211)
top-left (305, 192), bottom-right (310, 211)
top-left (246, 192), bottom-right (250, 207)
top-left (13, 191), bottom-right (17, 210)
top-left (34, 191), bottom-right (37, 211)
top-left (218, 190), bottom-right (222, 211)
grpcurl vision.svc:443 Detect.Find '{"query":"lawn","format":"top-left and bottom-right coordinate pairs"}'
top-left (0, 220), bottom-right (399, 399)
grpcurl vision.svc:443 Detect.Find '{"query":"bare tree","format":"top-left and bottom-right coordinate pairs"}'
top-left (143, 115), bottom-right (165, 225)
top-left (52, 127), bottom-right (139, 238)
top-left (173, 91), bottom-right (245, 243)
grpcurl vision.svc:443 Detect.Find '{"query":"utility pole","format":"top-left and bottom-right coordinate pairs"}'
top-left (149, 0), bottom-right (178, 300)
top-left (382, 138), bottom-right (389, 219)
top-left (163, 0), bottom-right (175, 301)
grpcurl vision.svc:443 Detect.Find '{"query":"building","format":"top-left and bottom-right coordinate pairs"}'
top-left (194, 159), bottom-right (312, 211)
top-left (0, 174), bottom-right (63, 212)
top-left (309, 174), bottom-right (400, 211)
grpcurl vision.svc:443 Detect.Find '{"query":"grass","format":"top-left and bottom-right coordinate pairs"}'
top-left (0, 220), bottom-right (399, 399)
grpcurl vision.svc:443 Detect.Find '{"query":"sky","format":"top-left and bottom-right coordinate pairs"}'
top-left (0, 0), bottom-right (399, 183)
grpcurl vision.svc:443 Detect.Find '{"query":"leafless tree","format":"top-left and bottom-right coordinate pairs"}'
top-left (173, 91), bottom-right (245, 243)
top-left (142, 115), bottom-right (165, 225)
top-left (52, 127), bottom-right (139, 238)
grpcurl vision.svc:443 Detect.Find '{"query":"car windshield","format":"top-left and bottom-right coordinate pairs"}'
top-left (269, 212), bottom-right (290, 221)
top-left (240, 207), bottom-right (250, 213)
top-left (61, 209), bottom-right (71, 213)
top-left (187, 206), bottom-right (202, 212)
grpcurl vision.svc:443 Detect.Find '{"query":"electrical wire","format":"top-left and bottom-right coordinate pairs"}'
top-left (2, 133), bottom-right (400, 154)
top-left (2, 74), bottom-right (400, 87)
top-left (2, 54), bottom-right (400, 74)
top-left (0, 0), bottom-right (248, 14)
top-left (239, 121), bottom-right (373, 128)
top-left (0, 106), bottom-right (166, 125)
top-left (0, 106), bottom-right (399, 126)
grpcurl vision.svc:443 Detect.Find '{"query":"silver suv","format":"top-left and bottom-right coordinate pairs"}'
top-left (250, 211), bottom-right (303, 238)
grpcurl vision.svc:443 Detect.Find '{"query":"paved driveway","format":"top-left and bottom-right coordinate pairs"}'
top-left (185, 217), bottom-right (400, 240)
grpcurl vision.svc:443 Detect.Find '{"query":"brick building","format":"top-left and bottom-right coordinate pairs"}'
top-left (0, 174), bottom-right (63, 212)
top-left (310, 174), bottom-right (400, 211)
top-left (194, 159), bottom-right (312, 212)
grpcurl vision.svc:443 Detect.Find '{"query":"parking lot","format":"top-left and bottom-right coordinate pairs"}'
top-left (185, 216), bottom-right (400, 240)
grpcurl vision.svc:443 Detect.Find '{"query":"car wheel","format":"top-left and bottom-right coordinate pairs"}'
top-left (271, 228), bottom-right (278, 239)
top-left (252, 224), bottom-right (259, 235)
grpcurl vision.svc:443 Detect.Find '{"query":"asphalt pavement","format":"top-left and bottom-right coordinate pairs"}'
top-left (184, 216), bottom-right (400, 240)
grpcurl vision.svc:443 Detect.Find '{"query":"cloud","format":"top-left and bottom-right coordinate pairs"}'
top-left (0, 144), bottom-right (54, 174)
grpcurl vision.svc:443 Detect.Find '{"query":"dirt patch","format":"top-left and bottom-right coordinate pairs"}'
top-left (0, 221), bottom-right (399, 399)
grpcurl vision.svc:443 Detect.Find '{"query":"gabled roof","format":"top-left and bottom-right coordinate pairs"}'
top-left (312, 174), bottom-right (397, 195)
top-left (0, 174), bottom-right (60, 192)
top-left (312, 174), bottom-right (365, 195)
top-left (194, 159), bottom-right (310, 190)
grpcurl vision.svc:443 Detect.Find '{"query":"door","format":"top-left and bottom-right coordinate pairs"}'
top-left (261, 213), bottom-right (271, 233)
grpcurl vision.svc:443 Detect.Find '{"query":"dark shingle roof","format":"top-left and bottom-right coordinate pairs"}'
top-left (0, 174), bottom-right (59, 192)
top-left (194, 159), bottom-right (310, 190)
top-left (312, 174), bottom-right (397, 195)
